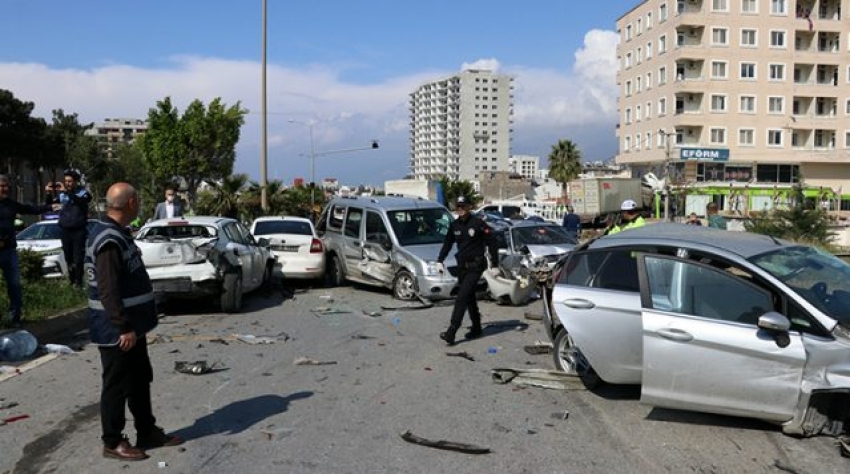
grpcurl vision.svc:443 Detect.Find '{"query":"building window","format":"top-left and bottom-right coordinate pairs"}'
top-left (740, 62), bottom-right (756, 79)
top-left (712, 28), bottom-right (729, 45)
top-left (769, 64), bottom-right (786, 81)
top-left (658, 97), bottom-right (667, 115)
top-left (741, 29), bottom-right (757, 47)
top-left (742, 0), bottom-right (758, 13)
top-left (757, 164), bottom-right (798, 183)
top-left (659, 35), bottom-right (667, 54)
top-left (625, 80), bottom-right (632, 96)
top-left (626, 24), bottom-right (632, 41)
top-left (659, 66), bottom-right (667, 84)
top-left (845, 131), bottom-right (850, 148)
top-left (767, 129), bottom-right (784, 146)
top-left (637, 19), bottom-right (643, 35)
top-left (626, 52), bottom-right (633, 68)
top-left (646, 42), bottom-right (653, 59)
top-left (711, 61), bottom-right (728, 79)
top-left (768, 96), bottom-right (785, 113)
top-left (846, 99), bottom-right (850, 115)
top-left (635, 133), bottom-right (642, 150)
top-left (711, 94), bottom-right (728, 112)
top-left (660, 3), bottom-right (668, 22)
top-left (625, 108), bottom-right (632, 124)
top-left (646, 72), bottom-right (653, 89)
top-left (647, 12), bottom-right (653, 29)
top-left (646, 101), bottom-right (652, 119)
top-left (636, 105), bottom-right (642, 121)
top-left (770, 30), bottom-right (786, 48)
top-left (770, 0), bottom-right (787, 15)
top-left (739, 128), bottom-right (755, 145)
top-left (740, 95), bottom-right (756, 113)
top-left (710, 128), bottom-right (727, 144)
top-left (624, 136), bottom-right (631, 151)
top-left (712, 0), bottom-right (728, 11)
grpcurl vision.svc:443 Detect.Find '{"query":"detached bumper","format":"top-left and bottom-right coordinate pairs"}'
top-left (146, 264), bottom-right (221, 297)
top-left (416, 274), bottom-right (458, 300)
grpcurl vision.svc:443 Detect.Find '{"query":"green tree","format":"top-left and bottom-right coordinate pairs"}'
top-left (139, 97), bottom-right (247, 207)
top-left (0, 89), bottom-right (46, 183)
top-left (243, 179), bottom-right (288, 220)
top-left (745, 184), bottom-right (835, 247)
top-left (438, 177), bottom-right (481, 210)
top-left (193, 173), bottom-right (249, 219)
top-left (548, 139), bottom-right (583, 202)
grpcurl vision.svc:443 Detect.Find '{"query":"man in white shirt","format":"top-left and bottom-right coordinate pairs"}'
top-left (152, 185), bottom-right (184, 220)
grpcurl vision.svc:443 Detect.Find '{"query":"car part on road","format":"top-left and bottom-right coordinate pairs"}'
top-left (446, 351), bottom-right (475, 361)
top-left (491, 368), bottom-right (588, 391)
top-left (174, 361), bottom-right (225, 375)
top-left (293, 356), bottom-right (337, 366)
top-left (400, 430), bottom-right (490, 455)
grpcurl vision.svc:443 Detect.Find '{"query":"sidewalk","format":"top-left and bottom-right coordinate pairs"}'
top-left (26, 306), bottom-right (89, 344)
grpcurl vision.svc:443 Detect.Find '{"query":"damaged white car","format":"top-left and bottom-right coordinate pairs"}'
top-left (135, 217), bottom-right (276, 313)
top-left (542, 223), bottom-right (850, 437)
top-left (484, 219), bottom-right (576, 305)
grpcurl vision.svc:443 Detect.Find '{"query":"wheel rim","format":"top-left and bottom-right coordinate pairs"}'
top-left (395, 273), bottom-right (416, 300)
top-left (556, 333), bottom-right (592, 376)
top-left (234, 277), bottom-right (243, 308)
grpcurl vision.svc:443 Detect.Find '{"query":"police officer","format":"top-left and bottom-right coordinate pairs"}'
top-left (436, 196), bottom-right (499, 345)
top-left (86, 183), bottom-right (182, 461)
top-left (46, 169), bottom-right (92, 286)
top-left (606, 199), bottom-right (646, 235)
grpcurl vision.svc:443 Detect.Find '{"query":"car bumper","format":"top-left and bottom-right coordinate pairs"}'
top-left (416, 273), bottom-right (459, 300)
top-left (483, 271), bottom-right (536, 306)
top-left (146, 264), bottom-right (221, 296)
top-left (273, 252), bottom-right (325, 279)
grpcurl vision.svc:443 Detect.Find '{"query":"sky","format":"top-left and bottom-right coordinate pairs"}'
top-left (0, 0), bottom-right (638, 187)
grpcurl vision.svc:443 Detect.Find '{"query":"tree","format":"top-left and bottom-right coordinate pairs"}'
top-left (193, 173), bottom-right (250, 219)
top-left (438, 177), bottom-right (481, 210)
top-left (243, 179), bottom-right (288, 219)
top-left (139, 97), bottom-right (246, 207)
top-left (745, 184), bottom-right (835, 247)
top-left (0, 89), bottom-right (46, 181)
top-left (548, 139), bottom-right (583, 203)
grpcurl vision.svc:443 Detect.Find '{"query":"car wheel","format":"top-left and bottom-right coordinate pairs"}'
top-left (221, 272), bottom-right (243, 313)
top-left (325, 254), bottom-right (345, 288)
top-left (392, 269), bottom-right (417, 300)
top-left (261, 262), bottom-right (274, 292)
top-left (552, 327), bottom-right (600, 388)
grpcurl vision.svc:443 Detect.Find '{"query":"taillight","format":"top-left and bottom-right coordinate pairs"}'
top-left (310, 238), bottom-right (323, 253)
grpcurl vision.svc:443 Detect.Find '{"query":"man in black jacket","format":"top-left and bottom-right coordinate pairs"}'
top-left (0, 175), bottom-right (56, 327)
top-left (436, 196), bottom-right (499, 345)
top-left (46, 169), bottom-right (91, 286)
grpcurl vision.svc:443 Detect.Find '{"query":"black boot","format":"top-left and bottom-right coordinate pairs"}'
top-left (439, 328), bottom-right (457, 345)
top-left (464, 326), bottom-right (483, 340)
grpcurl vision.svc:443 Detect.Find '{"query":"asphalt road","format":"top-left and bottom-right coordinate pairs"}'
top-left (0, 281), bottom-right (845, 474)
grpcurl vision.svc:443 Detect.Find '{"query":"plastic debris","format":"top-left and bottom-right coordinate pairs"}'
top-left (446, 351), bottom-right (475, 361)
top-left (311, 306), bottom-right (352, 315)
top-left (174, 361), bottom-right (226, 375)
top-left (0, 330), bottom-right (38, 361)
top-left (523, 342), bottom-right (553, 355)
top-left (293, 357), bottom-right (337, 366)
top-left (234, 334), bottom-right (286, 345)
top-left (400, 430), bottom-right (490, 454)
top-left (0, 401), bottom-right (19, 410)
top-left (491, 368), bottom-right (587, 390)
top-left (43, 344), bottom-right (75, 355)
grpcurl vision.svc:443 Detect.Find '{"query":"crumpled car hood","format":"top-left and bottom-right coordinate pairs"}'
top-left (401, 243), bottom-right (457, 267)
top-left (524, 244), bottom-right (575, 260)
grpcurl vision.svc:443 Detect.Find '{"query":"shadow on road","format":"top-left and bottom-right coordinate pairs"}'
top-left (171, 392), bottom-right (313, 441)
top-left (449, 319), bottom-right (529, 346)
top-left (646, 407), bottom-right (778, 433)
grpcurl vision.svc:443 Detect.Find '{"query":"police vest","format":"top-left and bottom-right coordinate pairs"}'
top-left (85, 219), bottom-right (157, 345)
top-left (608, 216), bottom-right (646, 235)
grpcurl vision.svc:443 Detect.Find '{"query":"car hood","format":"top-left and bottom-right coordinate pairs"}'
top-left (401, 243), bottom-right (457, 266)
top-left (524, 244), bottom-right (575, 259)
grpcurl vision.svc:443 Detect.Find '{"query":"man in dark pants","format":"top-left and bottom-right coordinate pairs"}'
top-left (86, 183), bottom-right (182, 461)
top-left (436, 196), bottom-right (499, 345)
top-left (46, 169), bottom-right (91, 286)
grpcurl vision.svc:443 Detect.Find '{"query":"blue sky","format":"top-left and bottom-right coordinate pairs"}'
top-left (1, 0), bottom-right (637, 186)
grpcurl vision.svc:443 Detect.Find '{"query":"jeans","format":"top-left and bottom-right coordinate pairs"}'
top-left (0, 248), bottom-right (22, 323)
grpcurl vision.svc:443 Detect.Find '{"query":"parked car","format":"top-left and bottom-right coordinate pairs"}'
top-left (484, 219), bottom-right (577, 305)
top-left (317, 195), bottom-right (457, 300)
top-left (250, 216), bottom-right (325, 280)
top-left (15, 219), bottom-right (97, 279)
top-left (135, 217), bottom-right (276, 313)
top-left (542, 223), bottom-right (850, 437)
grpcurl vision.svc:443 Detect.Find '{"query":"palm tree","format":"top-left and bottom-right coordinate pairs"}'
top-left (194, 173), bottom-right (249, 219)
top-left (439, 177), bottom-right (481, 210)
top-left (548, 139), bottom-right (583, 203)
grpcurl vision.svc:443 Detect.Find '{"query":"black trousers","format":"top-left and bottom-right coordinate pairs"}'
top-left (99, 337), bottom-right (157, 448)
top-left (448, 266), bottom-right (483, 334)
top-left (61, 227), bottom-right (87, 286)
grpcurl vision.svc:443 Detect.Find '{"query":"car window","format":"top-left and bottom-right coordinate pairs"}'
top-left (503, 206), bottom-right (522, 219)
top-left (236, 222), bottom-right (256, 245)
top-left (18, 223), bottom-right (60, 240)
top-left (387, 208), bottom-right (453, 246)
top-left (365, 211), bottom-right (389, 245)
top-left (139, 225), bottom-right (213, 239)
top-left (644, 255), bottom-right (772, 325)
top-left (511, 225), bottom-right (575, 249)
top-left (223, 222), bottom-right (246, 245)
top-left (344, 207), bottom-right (363, 238)
top-left (328, 205), bottom-right (345, 231)
top-left (592, 250), bottom-right (641, 292)
top-left (253, 220), bottom-right (313, 236)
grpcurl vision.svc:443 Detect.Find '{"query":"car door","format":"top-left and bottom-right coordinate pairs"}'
top-left (237, 222), bottom-right (265, 290)
top-left (360, 210), bottom-right (394, 283)
top-left (223, 222), bottom-right (256, 288)
top-left (341, 207), bottom-right (364, 280)
top-left (549, 248), bottom-right (644, 384)
top-left (638, 254), bottom-right (806, 422)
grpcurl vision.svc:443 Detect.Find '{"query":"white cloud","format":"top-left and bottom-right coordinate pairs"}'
top-left (0, 31), bottom-right (621, 183)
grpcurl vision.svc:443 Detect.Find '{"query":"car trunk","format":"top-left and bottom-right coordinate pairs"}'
top-left (266, 233), bottom-right (316, 256)
top-left (137, 238), bottom-right (212, 268)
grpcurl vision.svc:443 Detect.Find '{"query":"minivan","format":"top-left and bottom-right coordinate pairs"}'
top-left (316, 195), bottom-right (458, 300)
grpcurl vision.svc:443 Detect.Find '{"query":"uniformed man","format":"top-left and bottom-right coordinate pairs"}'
top-left (46, 169), bottom-right (92, 286)
top-left (435, 196), bottom-right (499, 345)
top-left (606, 199), bottom-right (646, 235)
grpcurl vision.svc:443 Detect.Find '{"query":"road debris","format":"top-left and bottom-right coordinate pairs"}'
top-left (840, 436), bottom-right (850, 458)
top-left (260, 427), bottom-right (294, 441)
top-left (234, 333), bottom-right (289, 345)
top-left (400, 430), bottom-right (490, 454)
top-left (484, 321), bottom-right (529, 332)
top-left (293, 357), bottom-right (337, 366)
top-left (773, 460), bottom-right (803, 474)
top-left (0, 401), bottom-right (19, 410)
top-left (351, 334), bottom-right (377, 340)
top-left (380, 295), bottom-right (435, 311)
top-left (491, 368), bottom-right (587, 391)
top-left (43, 344), bottom-right (75, 355)
top-left (174, 361), bottom-right (226, 375)
top-left (0, 414), bottom-right (30, 426)
top-left (362, 310), bottom-right (383, 317)
top-left (523, 341), bottom-right (553, 355)
top-left (311, 306), bottom-right (353, 315)
top-left (523, 312), bottom-right (543, 321)
top-left (550, 410), bottom-right (570, 421)
top-left (446, 351), bottom-right (475, 361)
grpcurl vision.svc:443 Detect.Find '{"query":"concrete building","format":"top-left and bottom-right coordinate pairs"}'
top-left (509, 154), bottom-right (539, 180)
top-left (615, 0), bottom-right (850, 209)
top-left (85, 118), bottom-right (149, 156)
top-left (409, 69), bottom-right (514, 182)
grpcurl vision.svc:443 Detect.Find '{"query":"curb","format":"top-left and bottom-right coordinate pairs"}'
top-left (27, 306), bottom-right (88, 344)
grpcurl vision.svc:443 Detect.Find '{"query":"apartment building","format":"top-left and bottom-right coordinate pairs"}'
top-left (409, 69), bottom-right (514, 182)
top-left (615, 0), bottom-right (850, 201)
top-left (509, 154), bottom-right (540, 180)
top-left (84, 117), bottom-right (149, 156)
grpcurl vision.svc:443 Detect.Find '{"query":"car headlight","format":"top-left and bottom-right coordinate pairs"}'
top-left (426, 261), bottom-right (441, 276)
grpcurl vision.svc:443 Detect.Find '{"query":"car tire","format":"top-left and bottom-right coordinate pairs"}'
top-left (261, 261), bottom-right (274, 292)
top-left (221, 272), bottom-right (243, 313)
top-left (552, 327), bottom-right (600, 389)
top-left (325, 254), bottom-right (345, 288)
top-left (392, 269), bottom-right (417, 301)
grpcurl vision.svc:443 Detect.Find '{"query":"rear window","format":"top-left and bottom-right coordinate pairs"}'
top-left (17, 223), bottom-right (62, 240)
top-left (253, 220), bottom-right (312, 236)
top-left (560, 249), bottom-right (640, 292)
top-left (139, 225), bottom-right (216, 239)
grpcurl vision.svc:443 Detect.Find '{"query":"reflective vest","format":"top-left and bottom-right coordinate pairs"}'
top-left (85, 218), bottom-right (157, 345)
top-left (608, 216), bottom-right (646, 235)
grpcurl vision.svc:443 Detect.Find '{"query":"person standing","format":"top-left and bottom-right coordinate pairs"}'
top-left (561, 206), bottom-right (581, 241)
top-left (435, 196), bottom-right (499, 345)
top-left (152, 184), bottom-right (184, 220)
top-left (686, 212), bottom-right (703, 226)
top-left (86, 182), bottom-right (182, 461)
top-left (606, 199), bottom-right (646, 235)
top-left (0, 175), bottom-right (56, 327)
top-left (706, 202), bottom-right (727, 229)
top-left (46, 169), bottom-right (92, 286)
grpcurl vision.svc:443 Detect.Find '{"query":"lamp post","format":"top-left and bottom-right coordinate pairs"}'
top-left (260, 0), bottom-right (269, 211)
top-left (659, 129), bottom-right (673, 221)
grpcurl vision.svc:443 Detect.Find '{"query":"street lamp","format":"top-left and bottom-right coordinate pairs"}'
top-left (658, 129), bottom-right (673, 220)
top-left (260, 0), bottom-right (269, 211)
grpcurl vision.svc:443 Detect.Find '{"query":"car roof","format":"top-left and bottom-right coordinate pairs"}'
top-left (145, 216), bottom-right (236, 226)
top-left (590, 223), bottom-right (795, 259)
top-left (510, 220), bottom-right (559, 228)
top-left (329, 195), bottom-right (446, 211)
top-left (252, 216), bottom-right (312, 224)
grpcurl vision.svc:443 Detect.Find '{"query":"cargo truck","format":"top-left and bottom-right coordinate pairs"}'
top-left (567, 177), bottom-right (644, 228)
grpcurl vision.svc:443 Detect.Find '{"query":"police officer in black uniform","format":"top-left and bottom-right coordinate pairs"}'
top-left (46, 169), bottom-right (92, 286)
top-left (436, 196), bottom-right (499, 345)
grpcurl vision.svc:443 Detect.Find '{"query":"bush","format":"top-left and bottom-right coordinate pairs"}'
top-left (17, 248), bottom-right (46, 283)
top-left (745, 184), bottom-right (835, 247)
top-left (0, 278), bottom-right (86, 327)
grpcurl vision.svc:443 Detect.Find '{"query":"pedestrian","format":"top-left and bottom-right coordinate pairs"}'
top-left (561, 206), bottom-right (581, 241)
top-left (45, 169), bottom-right (92, 286)
top-left (686, 212), bottom-right (703, 226)
top-left (152, 184), bottom-right (184, 220)
top-left (706, 202), bottom-right (727, 229)
top-left (435, 196), bottom-right (500, 345)
top-left (0, 175), bottom-right (56, 327)
top-left (606, 199), bottom-right (646, 235)
top-left (86, 182), bottom-right (183, 461)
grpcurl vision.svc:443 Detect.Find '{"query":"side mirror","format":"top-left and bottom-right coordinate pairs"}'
top-left (757, 311), bottom-right (791, 332)
top-left (257, 237), bottom-right (271, 248)
top-left (380, 235), bottom-right (392, 251)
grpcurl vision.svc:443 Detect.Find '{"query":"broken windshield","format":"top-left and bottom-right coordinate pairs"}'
top-left (387, 208), bottom-right (452, 247)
